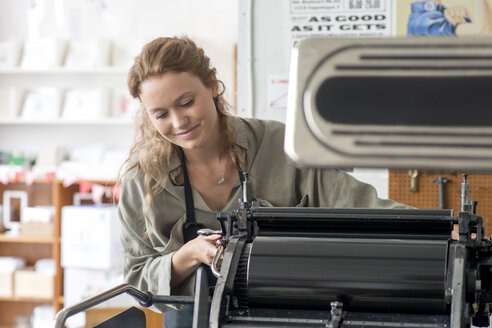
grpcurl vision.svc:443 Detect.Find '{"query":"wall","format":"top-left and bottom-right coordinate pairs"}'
top-left (0, 0), bottom-right (238, 154)
top-left (237, 0), bottom-right (390, 198)
top-left (237, 0), bottom-right (291, 121)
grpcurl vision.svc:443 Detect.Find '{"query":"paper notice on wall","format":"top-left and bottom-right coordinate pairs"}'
top-left (290, 0), bottom-right (396, 47)
top-left (267, 74), bottom-right (289, 110)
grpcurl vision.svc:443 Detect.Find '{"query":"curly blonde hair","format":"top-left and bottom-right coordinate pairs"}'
top-left (121, 36), bottom-right (244, 234)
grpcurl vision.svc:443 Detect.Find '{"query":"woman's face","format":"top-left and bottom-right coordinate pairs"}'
top-left (139, 71), bottom-right (219, 151)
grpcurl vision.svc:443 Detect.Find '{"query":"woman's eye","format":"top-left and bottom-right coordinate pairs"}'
top-left (155, 112), bottom-right (168, 119)
top-left (181, 99), bottom-right (194, 107)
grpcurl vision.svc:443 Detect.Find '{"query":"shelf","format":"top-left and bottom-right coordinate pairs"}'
top-left (0, 234), bottom-right (55, 244)
top-left (0, 118), bottom-right (133, 125)
top-left (0, 67), bottom-right (128, 75)
top-left (54, 179), bottom-right (117, 185)
top-left (0, 67), bottom-right (129, 89)
top-left (0, 296), bottom-right (52, 303)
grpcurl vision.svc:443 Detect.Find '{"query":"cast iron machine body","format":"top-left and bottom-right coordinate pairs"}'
top-left (206, 176), bottom-right (492, 328)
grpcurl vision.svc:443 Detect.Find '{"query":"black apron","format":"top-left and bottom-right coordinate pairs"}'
top-left (163, 149), bottom-right (218, 328)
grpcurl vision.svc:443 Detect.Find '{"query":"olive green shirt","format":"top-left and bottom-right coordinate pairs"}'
top-left (118, 116), bottom-right (406, 312)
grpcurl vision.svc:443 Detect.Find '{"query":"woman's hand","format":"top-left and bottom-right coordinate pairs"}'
top-left (444, 6), bottom-right (470, 25)
top-left (170, 235), bottom-right (221, 288)
top-left (183, 234), bottom-right (221, 266)
top-left (451, 224), bottom-right (476, 240)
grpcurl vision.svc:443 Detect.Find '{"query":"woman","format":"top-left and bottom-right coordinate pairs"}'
top-left (407, 0), bottom-right (492, 36)
top-left (119, 36), bottom-right (405, 327)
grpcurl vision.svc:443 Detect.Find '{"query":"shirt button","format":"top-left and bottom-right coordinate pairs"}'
top-left (424, 2), bottom-right (436, 11)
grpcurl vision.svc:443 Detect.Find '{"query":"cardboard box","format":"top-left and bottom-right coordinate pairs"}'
top-left (20, 221), bottom-right (53, 237)
top-left (61, 205), bottom-right (122, 270)
top-left (14, 268), bottom-right (54, 299)
top-left (0, 272), bottom-right (14, 297)
top-left (85, 307), bottom-right (163, 328)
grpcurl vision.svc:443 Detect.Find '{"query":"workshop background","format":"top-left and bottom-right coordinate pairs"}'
top-left (0, 0), bottom-right (491, 327)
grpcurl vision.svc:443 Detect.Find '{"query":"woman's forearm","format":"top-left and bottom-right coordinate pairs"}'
top-left (456, 0), bottom-right (492, 35)
top-left (170, 245), bottom-right (201, 289)
top-left (170, 235), bottom-right (219, 289)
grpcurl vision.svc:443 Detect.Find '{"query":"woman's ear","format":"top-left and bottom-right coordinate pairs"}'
top-left (213, 83), bottom-right (219, 98)
top-left (210, 72), bottom-right (219, 98)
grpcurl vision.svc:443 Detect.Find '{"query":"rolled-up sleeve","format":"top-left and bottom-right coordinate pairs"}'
top-left (119, 205), bottom-right (174, 296)
top-left (118, 173), bottom-right (191, 312)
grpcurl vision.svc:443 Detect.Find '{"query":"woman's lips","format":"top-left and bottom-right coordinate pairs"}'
top-left (176, 125), bottom-right (199, 139)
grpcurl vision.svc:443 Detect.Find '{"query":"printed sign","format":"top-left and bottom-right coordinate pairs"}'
top-left (290, 0), bottom-right (395, 47)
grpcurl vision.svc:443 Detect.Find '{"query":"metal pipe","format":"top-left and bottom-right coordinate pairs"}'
top-left (460, 174), bottom-right (470, 212)
top-left (53, 284), bottom-right (194, 328)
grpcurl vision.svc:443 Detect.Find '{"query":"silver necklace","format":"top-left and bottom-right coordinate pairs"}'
top-left (216, 156), bottom-right (227, 184)
top-left (188, 155), bottom-right (227, 185)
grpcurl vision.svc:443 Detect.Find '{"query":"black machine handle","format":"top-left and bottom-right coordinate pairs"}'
top-left (53, 284), bottom-right (194, 328)
top-left (53, 267), bottom-right (210, 328)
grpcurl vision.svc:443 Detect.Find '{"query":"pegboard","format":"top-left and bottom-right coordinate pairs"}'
top-left (389, 170), bottom-right (492, 236)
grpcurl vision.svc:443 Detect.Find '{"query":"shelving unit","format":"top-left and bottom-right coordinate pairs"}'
top-left (0, 64), bottom-right (131, 327)
top-left (0, 66), bottom-right (135, 153)
top-left (0, 179), bottom-right (117, 327)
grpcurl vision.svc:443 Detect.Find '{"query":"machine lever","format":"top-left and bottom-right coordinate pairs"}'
top-left (211, 239), bottom-right (225, 278)
top-left (328, 301), bottom-right (343, 328)
top-left (198, 228), bottom-right (225, 278)
top-left (197, 229), bottom-right (222, 236)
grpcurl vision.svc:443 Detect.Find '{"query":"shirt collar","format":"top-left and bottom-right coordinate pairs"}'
top-left (411, 1), bottom-right (445, 13)
top-left (229, 115), bottom-right (248, 150)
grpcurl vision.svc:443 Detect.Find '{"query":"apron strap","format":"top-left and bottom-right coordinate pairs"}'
top-left (179, 147), bottom-right (196, 224)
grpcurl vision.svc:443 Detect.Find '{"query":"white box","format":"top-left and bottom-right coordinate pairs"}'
top-left (65, 39), bottom-right (111, 69)
top-left (0, 88), bottom-right (24, 118)
top-left (111, 40), bottom-right (143, 68)
top-left (0, 39), bottom-right (22, 68)
top-left (63, 267), bottom-right (124, 328)
top-left (21, 88), bottom-right (61, 120)
top-left (61, 205), bottom-right (122, 270)
top-left (22, 206), bottom-right (54, 223)
top-left (14, 268), bottom-right (54, 299)
top-left (31, 304), bottom-right (55, 328)
top-left (61, 88), bottom-right (109, 120)
top-left (20, 38), bottom-right (66, 69)
top-left (63, 267), bottom-right (124, 307)
top-left (111, 89), bottom-right (140, 118)
top-left (0, 272), bottom-right (14, 297)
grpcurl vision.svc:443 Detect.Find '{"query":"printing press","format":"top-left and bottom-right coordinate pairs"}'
top-left (54, 37), bottom-right (492, 328)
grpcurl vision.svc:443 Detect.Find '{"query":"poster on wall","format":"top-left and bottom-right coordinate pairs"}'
top-left (395, 0), bottom-right (492, 37)
top-left (290, 0), bottom-right (396, 47)
top-left (290, 0), bottom-right (492, 47)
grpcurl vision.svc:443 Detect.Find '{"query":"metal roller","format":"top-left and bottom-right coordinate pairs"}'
top-left (239, 236), bottom-right (449, 314)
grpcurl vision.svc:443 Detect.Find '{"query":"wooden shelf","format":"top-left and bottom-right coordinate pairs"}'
top-left (0, 234), bottom-right (55, 244)
top-left (54, 178), bottom-right (118, 185)
top-left (0, 296), bottom-right (52, 303)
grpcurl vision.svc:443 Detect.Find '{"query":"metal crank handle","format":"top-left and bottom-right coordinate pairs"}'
top-left (197, 228), bottom-right (222, 236)
top-left (211, 244), bottom-right (224, 278)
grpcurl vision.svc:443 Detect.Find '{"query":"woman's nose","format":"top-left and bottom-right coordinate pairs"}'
top-left (170, 111), bottom-right (188, 128)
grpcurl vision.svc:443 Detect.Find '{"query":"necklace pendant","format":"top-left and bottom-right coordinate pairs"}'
top-left (216, 175), bottom-right (225, 185)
